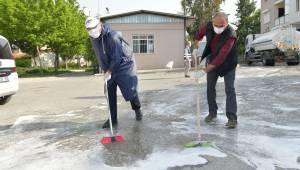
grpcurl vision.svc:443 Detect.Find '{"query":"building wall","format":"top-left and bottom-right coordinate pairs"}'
top-left (289, 0), bottom-right (300, 30)
top-left (107, 23), bottom-right (185, 70)
top-left (261, 0), bottom-right (276, 33)
top-left (261, 0), bottom-right (300, 33)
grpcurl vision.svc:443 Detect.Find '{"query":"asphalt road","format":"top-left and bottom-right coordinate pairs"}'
top-left (1, 66), bottom-right (300, 170)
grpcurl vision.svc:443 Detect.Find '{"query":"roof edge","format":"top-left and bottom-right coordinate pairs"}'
top-left (101, 10), bottom-right (194, 20)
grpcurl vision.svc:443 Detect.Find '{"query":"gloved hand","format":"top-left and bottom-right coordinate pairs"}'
top-left (104, 71), bottom-right (111, 81)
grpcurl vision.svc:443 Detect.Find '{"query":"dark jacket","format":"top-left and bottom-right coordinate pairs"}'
top-left (201, 22), bottom-right (238, 77)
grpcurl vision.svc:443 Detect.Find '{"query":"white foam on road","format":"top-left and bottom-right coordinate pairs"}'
top-left (272, 104), bottom-right (299, 112)
top-left (63, 109), bottom-right (83, 116)
top-left (169, 111), bottom-right (300, 170)
top-left (167, 113), bottom-right (229, 140)
top-left (2, 112), bottom-right (227, 170)
top-left (169, 121), bottom-right (196, 135)
top-left (100, 102), bottom-right (121, 105)
top-left (132, 147), bottom-right (226, 170)
top-left (11, 115), bottom-right (40, 128)
top-left (247, 120), bottom-right (300, 131)
top-left (236, 135), bottom-right (300, 170)
top-left (5, 69), bottom-right (300, 170)
top-left (89, 105), bottom-right (108, 110)
top-left (0, 137), bottom-right (226, 170)
top-left (290, 81), bottom-right (300, 85)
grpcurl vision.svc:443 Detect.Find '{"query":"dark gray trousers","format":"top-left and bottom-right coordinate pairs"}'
top-left (107, 80), bottom-right (141, 122)
top-left (206, 69), bottom-right (237, 120)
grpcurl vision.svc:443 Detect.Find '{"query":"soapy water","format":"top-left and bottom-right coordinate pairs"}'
top-left (0, 110), bottom-right (227, 170)
top-left (1, 70), bottom-right (300, 170)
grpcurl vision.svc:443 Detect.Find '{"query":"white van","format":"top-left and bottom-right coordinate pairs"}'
top-left (0, 35), bottom-right (19, 105)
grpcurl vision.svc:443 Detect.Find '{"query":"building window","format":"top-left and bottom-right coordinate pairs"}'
top-left (297, 0), bottom-right (300, 11)
top-left (132, 35), bottom-right (154, 54)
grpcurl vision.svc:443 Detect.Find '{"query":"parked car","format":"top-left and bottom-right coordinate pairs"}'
top-left (0, 35), bottom-right (19, 105)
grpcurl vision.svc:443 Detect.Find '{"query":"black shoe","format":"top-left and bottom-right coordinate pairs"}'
top-left (135, 109), bottom-right (143, 121)
top-left (102, 119), bottom-right (118, 129)
top-left (185, 75), bottom-right (190, 78)
top-left (205, 113), bottom-right (217, 122)
top-left (225, 119), bottom-right (237, 129)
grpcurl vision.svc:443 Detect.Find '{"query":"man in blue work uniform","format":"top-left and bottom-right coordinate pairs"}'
top-left (85, 17), bottom-right (143, 129)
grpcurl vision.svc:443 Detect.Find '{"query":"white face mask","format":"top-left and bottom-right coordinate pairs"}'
top-left (88, 25), bottom-right (101, 38)
top-left (213, 26), bottom-right (226, 34)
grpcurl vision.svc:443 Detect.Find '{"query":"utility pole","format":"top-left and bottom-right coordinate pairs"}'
top-left (97, 0), bottom-right (101, 19)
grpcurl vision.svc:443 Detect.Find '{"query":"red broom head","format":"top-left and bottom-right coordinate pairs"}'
top-left (100, 137), bottom-right (112, 145)
top-left (114, 135), bottom-right (125, 142)
top-left (100, 135), bottom-right (125, 145)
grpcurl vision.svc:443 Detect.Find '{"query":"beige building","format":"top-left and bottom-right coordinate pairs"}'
top-left (261, 0), bottom-right (300, 33)
top-left (101, 10), bottom-right (194, 70)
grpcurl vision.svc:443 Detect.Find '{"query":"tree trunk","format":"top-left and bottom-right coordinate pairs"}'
top-left (55, 52), bottom-right (59, 72)
top-left (32, 55), bottom-right (37, 67)
top-left (36, 46), bottom-right (43, 68)
top-left (77, 58), bottom-right (80, 67)
top-left (65, 59), bottom-right (68, 70)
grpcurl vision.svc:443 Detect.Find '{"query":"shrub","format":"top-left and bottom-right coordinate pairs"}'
top-left (16, 56), bottom-right (31, 67)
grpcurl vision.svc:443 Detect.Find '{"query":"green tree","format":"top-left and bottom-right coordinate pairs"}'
top-left (181, 0), bottom-right (224, 40)
top-left (52, 0), bottom-right (87, 69)
top-left (83, 38), bottom-right (97, 67)
top-left (0, 0), bottom-right (88, 70)
top-left (46, 0), bottom-right (87, 70)
top-left (235, 0), bottom-right (260, 54)
top-left (0, 0), bottom-right (52, 66)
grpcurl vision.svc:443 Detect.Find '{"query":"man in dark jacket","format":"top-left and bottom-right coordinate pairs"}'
top-left (195, 12), bottom-right (238, 128)
top-left (85, 17), bottom-right (143, 129)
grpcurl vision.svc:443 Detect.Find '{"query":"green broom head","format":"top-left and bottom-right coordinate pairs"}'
top-left (184, 140), bottom-right (213, 148)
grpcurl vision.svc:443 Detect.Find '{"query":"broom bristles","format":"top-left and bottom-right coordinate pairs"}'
top-left (100, 135), bottom-right (125, 145)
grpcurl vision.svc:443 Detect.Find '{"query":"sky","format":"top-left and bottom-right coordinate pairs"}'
top-left (77, 0), bottom-right (261, 24)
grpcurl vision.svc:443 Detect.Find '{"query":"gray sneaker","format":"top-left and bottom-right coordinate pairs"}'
top-left (204, 113), bottom-right (217, 122)
top-left (225, 119), bottom-right (237, 129)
